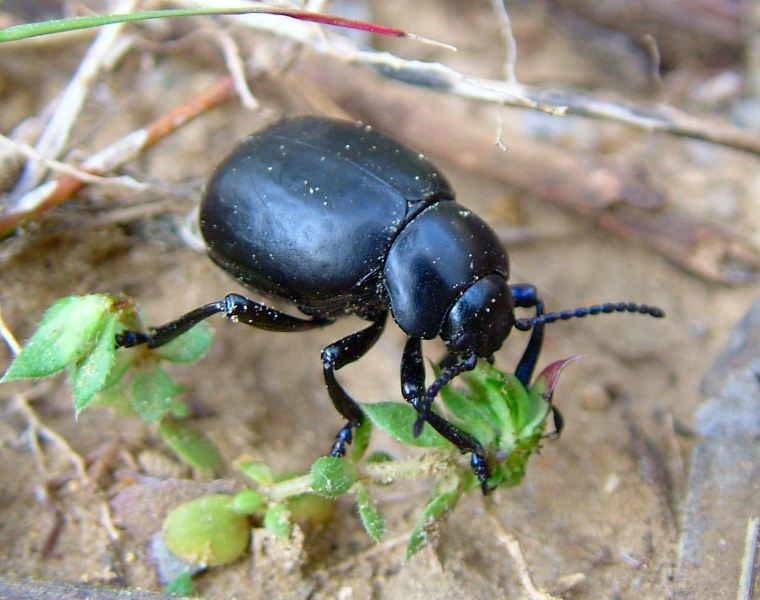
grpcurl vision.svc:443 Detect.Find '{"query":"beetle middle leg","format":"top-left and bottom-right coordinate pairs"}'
top-left (322, 312), bottom-right (388, 457)
top-left (401, 338), bottom-right (493, 493)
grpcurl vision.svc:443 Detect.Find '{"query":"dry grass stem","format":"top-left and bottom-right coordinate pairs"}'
top-left (179, 0), bottom-right (760, 154)
top-left (0, 77), bottom-right (235, 235)
top-left (11, 0), bottom-right (137, 197)
top-left (1, 135), bottom-right (147, 191)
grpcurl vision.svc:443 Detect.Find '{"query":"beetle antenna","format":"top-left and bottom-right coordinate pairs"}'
top-left (514, 302), bottom-right (665, 331)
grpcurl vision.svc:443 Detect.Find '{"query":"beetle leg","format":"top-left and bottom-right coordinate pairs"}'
top-left (401, 338), bottom-right (493, 494)
top-left (323, 312), bottom-right (388, 457)
top-left (546, 405), bottom-right (564, 439)
top-left (510, 284), bottom-right (545, 387)
top-left (115, 293), bottom-right (331, 349)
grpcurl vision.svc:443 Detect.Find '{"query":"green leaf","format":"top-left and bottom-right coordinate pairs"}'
top-left (2, 295), bottom-right (112, 381)
top-left (230, 489), bottom-right (264, 515)
top-left (362, 402), bottom-right (452, 449)
top-left (499, 373), bottom-right (530, 435)
top-left (71, 316), bottom-right (118, 414)
top-left (155, 323), bottom-right (212, 363)
top-left (287, 494), bottom-right (334, 524)
top-left (365, 450), bottom-right (394, 464)
top-left (238, 460), bottom-right (273, 485)
top-left (263, 504), bottom-right (292, 540)
top-left (163, 494), bottom-right (250, 566)
top-left (164, 572), bottom-right (193, 597)
top-left (131, 364), bottom-right (177, 423)
top-left (356, 483), bottom-right (384, 543)
top-left (462, 368), bottom-right (513, 438)
top-left (407, 489), bottom-right (460, 559)
top-left (159, 421), bottom-right (225, 475)
top-left (101, 348), bottom-right (134, 391)
top-left (90, 378), bottom-right (134, 414)
top-left (437, 375), bottom-right (497, 446)
top-left (310, 456), bottom-right (356, 497)
top-left (349, 419), bottom-right (372, 463)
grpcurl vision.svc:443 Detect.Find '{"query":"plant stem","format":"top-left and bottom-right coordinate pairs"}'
top-left (263, 451), bottom-right (467, 502)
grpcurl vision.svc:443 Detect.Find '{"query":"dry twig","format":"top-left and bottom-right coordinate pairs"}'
top-left (1, 134), bottom-right (146, 191)
top-left (738, 517), bottom-right (759, 600)
top-left (0, 76), bottom-right (235, 236)
top-left (181, 0), bottom-right (760, 155)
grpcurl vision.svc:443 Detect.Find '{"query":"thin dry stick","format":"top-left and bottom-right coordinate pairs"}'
top-left (12, 0), bottom-right (137, 197)
top-left (489, 0), bottom-right (518, 83)
top-left (0, 134), bottom-right (146, 191)
top-left (738, 517), bottom-right (759, 600)
top-left (183, 0), bottom-right (760, 155)
top-left (0, 76), bottom-right (235, 236)
top-left (483, 497), bottom-right (582, 600)
top-left (0, 305), bottom-right (21, 355)
top-left (495, 529), bottom-right (562, 600)
top-left (216, 30), bottom-right (259, 110)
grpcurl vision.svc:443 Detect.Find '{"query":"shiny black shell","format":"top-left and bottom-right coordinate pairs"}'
top-left (200, 116), bottom-right (508, 336)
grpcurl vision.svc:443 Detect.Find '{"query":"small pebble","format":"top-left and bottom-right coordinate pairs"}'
top-left (580, 382), bottom-right (612, 411)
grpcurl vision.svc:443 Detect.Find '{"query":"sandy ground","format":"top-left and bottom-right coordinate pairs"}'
top-left (1, 2), bottom-right (759, 598)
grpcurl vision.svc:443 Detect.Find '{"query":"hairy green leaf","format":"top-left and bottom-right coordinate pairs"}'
top-left (238, 460), bottom-right (273, 485)
top-left (132, 364), bottom-right (177, 423)
top-left (71, 316), bottom-right (118, 414)
top-left (356, 483), bottom-right (384, 542)
top-left (263, 504), bottom-right (292, 540)
top-left (362, 402), bottom-right (452, 449)
top-left (349, 418), bottom-right (372, 463)
top-left (159, 421), bottom-right (224, 474)
top-left (310, 456), bottom-right (356, 497)
top-left (407, 489), bottom-right (460, 559)
top-left (155, 323), bottom-right (212, 363)
top-left (2, 295), bottom-right (112, 381)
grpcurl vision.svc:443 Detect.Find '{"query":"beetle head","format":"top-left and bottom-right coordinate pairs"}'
top-left (440, 274), bottom-right (514, 358)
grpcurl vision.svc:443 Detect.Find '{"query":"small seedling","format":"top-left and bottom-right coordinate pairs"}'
top-left (1, 294), bottom-right (223, 474)
top-left (1, 294), bottom-right (576, 585)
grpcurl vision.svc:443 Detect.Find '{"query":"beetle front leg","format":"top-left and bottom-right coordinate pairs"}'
top-left (510, 284), bottom-right (545, 387)
top-left (322, 312), bottom-right (388, 457)
top-left (401, 338), bottom-right (493, 494)
top-left (116, 293), bottom-right (330, 349)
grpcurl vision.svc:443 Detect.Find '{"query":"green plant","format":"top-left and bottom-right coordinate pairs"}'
top-left (2, 295), bottom-right (576, 579)
top-left (1, 294), bottom-right (223, 474)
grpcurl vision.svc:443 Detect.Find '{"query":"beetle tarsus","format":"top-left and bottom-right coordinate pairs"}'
top-left (114, 331), bottom-right (150, 348)
top-left (471, 454), bottom-right (494, 494)
top-left (329, 423), bottom-right (355, 457)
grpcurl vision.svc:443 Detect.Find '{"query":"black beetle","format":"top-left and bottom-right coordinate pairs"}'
top-left (117, 116), bottom-right (664, 492)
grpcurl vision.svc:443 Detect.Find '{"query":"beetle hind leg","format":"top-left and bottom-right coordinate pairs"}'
top-left (116, 293), bottom-right (331, 350)
top-left (322, 312), bottom-right (388, 457)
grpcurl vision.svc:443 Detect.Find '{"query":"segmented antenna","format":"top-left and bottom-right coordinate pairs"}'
top-left (514, 302), bottom-right (665, 331)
